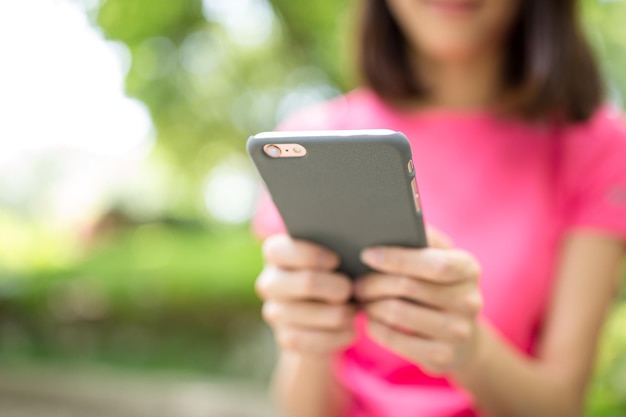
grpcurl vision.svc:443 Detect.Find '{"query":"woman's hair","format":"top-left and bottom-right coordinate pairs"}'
top-left (358, 0), bottom-right (604, 122)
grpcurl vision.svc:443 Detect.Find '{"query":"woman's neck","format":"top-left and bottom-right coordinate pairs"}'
top-left (411, 49), bottom-right (506, 111)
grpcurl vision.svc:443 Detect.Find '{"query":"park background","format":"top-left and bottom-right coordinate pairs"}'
top-left (0, 0), bottom-right (625, 415)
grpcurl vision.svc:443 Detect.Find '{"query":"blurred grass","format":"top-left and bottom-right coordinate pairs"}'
top-left (71, 224), bottom-right (262, 309)
top-left (0, 223), bottom-right (271, 378)
top-left (5, 224), bottom-right (263, 314)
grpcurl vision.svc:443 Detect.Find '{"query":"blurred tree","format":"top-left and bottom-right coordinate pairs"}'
top-left (269, 0), bottom-right (353, 88)
top-left (581, 0), bottom-right (626, 107)
top-left (96, 0), bottom-right (351, 214)
top-left (98, 0), bottom-right (228, 181)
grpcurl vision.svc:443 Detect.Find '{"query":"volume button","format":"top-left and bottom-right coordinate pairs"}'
top-left (410, 178), bottom-right (422, 212)
top-left (413, 192), bottom-right (422, 212)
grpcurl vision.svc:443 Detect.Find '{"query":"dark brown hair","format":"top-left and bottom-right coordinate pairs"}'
top-left (358, 0), bottom-right (604, 122)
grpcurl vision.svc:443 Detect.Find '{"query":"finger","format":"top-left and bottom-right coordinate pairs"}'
top-left (356, 273), bottom-right (483, 315)
top-left (256, 266), bottom-right (353, 303)
top-left (360, 247), bottom-right (480, 284)
top-left (367, 320), bottom-right (455, 376)
top-left (364, 299), bottom-right (472, 343)
top-left (275, 326), bottom-right (355, 355)
top-left (263, 301), bottom-right (357, 330)
top-left (263, 234), bottom-right (340, 270)
top-left (426, 225), bottom-right (453, 249)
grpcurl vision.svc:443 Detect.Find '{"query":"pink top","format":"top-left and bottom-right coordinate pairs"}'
top-left (252, 89), bottom-right (626, 417)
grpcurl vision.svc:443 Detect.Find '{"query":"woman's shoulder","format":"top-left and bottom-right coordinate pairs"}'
top-left (563, 104), bottom-right (626, 147)
top-left (559, 104), bottom-right (626, 239)
top-left (276, 88), bottom-right (386, 131)
top-left (559, 104), bottom-right (626, 180)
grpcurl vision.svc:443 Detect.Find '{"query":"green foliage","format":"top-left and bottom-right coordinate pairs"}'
top-left (98, 0), bottom-right (203, 45)
top-left (94, 0), bottom-right (350, 200)
top-left (586, 302), bottom-right (626, 415)
top-left (581, 0), bottom-right (626, 104)
top-left (19, 225), bottom-right (263, 313)
top-left (270, 0), bottom-right (354, 88)
top-left (0, 224), bottom-right (266, 377)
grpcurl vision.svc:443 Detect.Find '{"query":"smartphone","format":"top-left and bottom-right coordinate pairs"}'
top-left (247, 130), bottom-right (428, 279)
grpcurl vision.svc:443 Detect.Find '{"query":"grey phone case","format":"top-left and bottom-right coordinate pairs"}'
top-left (247, 130), bottom-right (428, 279)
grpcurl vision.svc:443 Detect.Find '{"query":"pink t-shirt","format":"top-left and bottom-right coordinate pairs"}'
top-left (253, 89), bottom-right (626, 417)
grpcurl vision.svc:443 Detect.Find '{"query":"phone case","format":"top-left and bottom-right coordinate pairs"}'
top-left (247, 130), bottom-right (428, 279)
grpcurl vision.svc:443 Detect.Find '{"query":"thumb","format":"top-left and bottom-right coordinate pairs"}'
top-left (426, 225), bottom-right (454, 249)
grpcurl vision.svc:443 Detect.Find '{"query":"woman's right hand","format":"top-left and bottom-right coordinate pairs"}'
top-left (256, 234), bottom-right (357, 356)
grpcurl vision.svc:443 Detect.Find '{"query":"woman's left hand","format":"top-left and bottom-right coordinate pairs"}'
top-left (356, 228), bottom-right (483, 376)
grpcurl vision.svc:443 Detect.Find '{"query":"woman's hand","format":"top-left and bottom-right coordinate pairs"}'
top-left (356, 228), bottom-right (483, 376)
top-left (256, 234), bottom-right (357, 356)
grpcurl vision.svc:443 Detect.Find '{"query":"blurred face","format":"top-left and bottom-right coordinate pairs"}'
top-left (385, 0), bottom-right (521, 62)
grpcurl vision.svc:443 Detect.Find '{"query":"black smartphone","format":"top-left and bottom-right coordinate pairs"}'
top-left (247, 130), bottom-right (428, 278)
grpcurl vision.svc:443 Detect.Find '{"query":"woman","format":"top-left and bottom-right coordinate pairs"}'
top-left (253, 0), bottom-right (626, 416)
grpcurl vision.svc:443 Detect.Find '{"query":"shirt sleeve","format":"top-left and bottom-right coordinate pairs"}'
top-left (561, 105), bottom-right (626, 241)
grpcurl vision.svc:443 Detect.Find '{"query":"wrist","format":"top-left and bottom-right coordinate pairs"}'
top-left (274, 350), bottom-right (351, 417)
top-left (451, 319), bottom-right (493, 387)
top-left (278, 350), bottom-right (337, 372)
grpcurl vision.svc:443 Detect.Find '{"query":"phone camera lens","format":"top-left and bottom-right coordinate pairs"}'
top-left (264, 144), bottom-right (281, 158)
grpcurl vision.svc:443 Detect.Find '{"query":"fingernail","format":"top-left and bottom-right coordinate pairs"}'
top-left (361, 248), bottom-right (384, 266)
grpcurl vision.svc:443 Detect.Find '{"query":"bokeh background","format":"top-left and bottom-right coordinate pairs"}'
top-left (0, 0), bottom-right (625, 415)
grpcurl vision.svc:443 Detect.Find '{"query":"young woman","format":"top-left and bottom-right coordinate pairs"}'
top-left (252, 0), bottom-right (626, 416)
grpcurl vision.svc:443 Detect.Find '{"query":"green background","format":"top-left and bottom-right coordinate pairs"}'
top-left (1, 0), bottom-right (625, 415)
